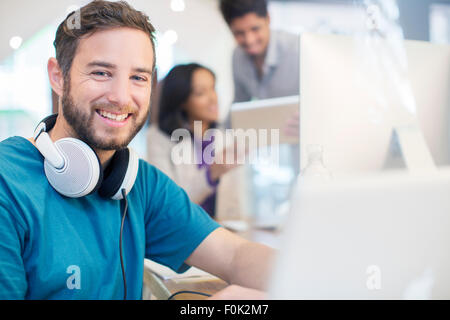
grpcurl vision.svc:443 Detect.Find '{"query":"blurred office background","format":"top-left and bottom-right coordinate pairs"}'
top-left (1, 0), bottom-right (449, 149)
top-left (0, 0), bottom-right (449, 222)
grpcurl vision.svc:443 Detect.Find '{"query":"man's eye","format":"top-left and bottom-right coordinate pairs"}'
top-left (131, 75), bottom-right (147, 82)
top-left (233, 30), bottom-right (244, 37)
top-left (92, 71), bottom-right (109, 77)
top-left (193, 90), bottom-right (206, 97)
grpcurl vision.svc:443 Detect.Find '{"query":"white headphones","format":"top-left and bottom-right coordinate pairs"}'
top-left (33, 114), bottom-right (139, 200)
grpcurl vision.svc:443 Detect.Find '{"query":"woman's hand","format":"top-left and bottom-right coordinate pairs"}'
top-left (209, 141), bottom-right (244, 181)
top-left (283, 111), bottom-right (299, 138)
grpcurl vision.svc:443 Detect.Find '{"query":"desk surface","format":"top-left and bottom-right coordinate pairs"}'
top-left (143, 226), bottom-right (281, 300)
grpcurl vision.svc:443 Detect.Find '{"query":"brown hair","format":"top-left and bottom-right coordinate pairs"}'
top-left (219, 0), bottom-right (268, 25)
top-left (54, 0), bottom-right (156, 78)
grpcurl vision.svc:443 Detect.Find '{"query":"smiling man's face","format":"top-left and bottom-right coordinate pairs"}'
top-left (229, 12), bottom-right (270, 58)
top-left (62, 26), bottom-right (154, 150)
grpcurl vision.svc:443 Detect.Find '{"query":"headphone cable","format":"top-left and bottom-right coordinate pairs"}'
top-left (120, 188), bottom-right (128, 300)
top-left (167, 290), bottom-right (212, 300)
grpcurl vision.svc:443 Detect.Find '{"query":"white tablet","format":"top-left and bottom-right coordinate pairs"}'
top-left (231, 95), bottom-right (300, 145)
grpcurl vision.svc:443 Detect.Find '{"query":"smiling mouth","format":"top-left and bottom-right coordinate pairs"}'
top-left (96, 109), bottom-right (132, 122)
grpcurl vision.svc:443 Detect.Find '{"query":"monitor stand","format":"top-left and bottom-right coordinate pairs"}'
top-left (386, 124), bottom-right (437, 172)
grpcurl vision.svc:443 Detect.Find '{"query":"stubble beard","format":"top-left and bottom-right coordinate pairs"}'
top-left (61, 76), bottom-right (149, 151)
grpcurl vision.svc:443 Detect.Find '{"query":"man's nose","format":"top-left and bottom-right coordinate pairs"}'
top-left (210, 90), bottom-right (218, 105)
top-left (106, 76), bottom-right (132, 108)
top-left (243, 32), bottom-right (257, 47)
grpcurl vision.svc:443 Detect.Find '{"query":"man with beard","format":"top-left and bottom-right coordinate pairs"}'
top-left (220, 0), bottom-right (300, 136)
top-left (0, 0), bottom-right (273, 300)
top-left (220, 0), bottom-right (299, 102)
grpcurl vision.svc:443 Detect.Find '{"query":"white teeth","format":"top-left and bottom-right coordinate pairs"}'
top-left (98, 110), bottom-right (129, 122)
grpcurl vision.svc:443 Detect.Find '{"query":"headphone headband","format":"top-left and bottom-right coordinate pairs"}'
top-left (34, 114), bottom-right (65, 169)
top-left (33, 114), bottom-right (57, 140)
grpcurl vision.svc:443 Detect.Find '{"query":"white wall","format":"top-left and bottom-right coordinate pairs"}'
top-left (0, 0), bottom-right (78, 61)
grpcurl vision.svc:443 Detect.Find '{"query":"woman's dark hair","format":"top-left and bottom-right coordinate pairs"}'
top-left (158, 63), bottom-right (216, 137)
top-left (219, 0), bottom-right (268, 25)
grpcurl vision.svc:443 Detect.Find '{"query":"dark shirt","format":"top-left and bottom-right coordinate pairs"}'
top-left (195, 138), bottom-right (218, 218)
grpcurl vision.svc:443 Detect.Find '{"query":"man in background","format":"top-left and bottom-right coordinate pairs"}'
top-left (219, 0), bottom-right (299, 135)
top-left (219, 0), bottom-right (300, 231)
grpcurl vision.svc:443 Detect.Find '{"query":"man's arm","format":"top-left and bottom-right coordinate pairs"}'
top-left (185, 227), bottom-right (276, 292)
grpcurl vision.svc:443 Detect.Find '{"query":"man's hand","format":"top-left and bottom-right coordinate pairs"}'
top-left (208, 285), bottom-right (267, 300)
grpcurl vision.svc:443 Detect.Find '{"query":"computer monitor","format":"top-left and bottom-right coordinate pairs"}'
top-left (269, 168), bottom-right (450, 299)
top-left (299, 33), bottom-right (450, 174)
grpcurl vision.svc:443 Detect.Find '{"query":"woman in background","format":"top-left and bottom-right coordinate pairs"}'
top-left (146, 63), bottom-right (236, 217)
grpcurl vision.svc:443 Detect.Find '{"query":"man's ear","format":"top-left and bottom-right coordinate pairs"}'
top-left (47, 57), bottom-right (65, 97)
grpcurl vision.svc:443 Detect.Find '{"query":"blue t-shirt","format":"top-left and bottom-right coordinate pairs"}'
top-left (0, 137), bottom-right (220, 299)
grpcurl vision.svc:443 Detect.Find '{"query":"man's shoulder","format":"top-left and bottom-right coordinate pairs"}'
top-left (0, 137), bottom-right (46, 223)
top-left (0, 137), bottom-right (37, 171)
top-left (232, 45), bottom-right (244, 58)
top-left (231, 45), bottom-right (250, 68)
top-left (273, 29), bottom-right (299, 52)
top-left (134, 157), bottom-right (191, 210)
top-left (0, 136), bottom-right (22, 153)
top-left (137, 158), bottom-right (158, 180)
top-left (136, 157), bottom-right (174, 188)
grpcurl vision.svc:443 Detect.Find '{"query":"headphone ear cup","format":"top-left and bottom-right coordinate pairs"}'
top-left (98, 148), bottom-right (139, 200)
top-left (44, 138), bottom-right (102, 198)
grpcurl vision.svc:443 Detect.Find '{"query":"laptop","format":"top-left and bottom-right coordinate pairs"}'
top-left (269, 169), bottom-right (450, 299)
